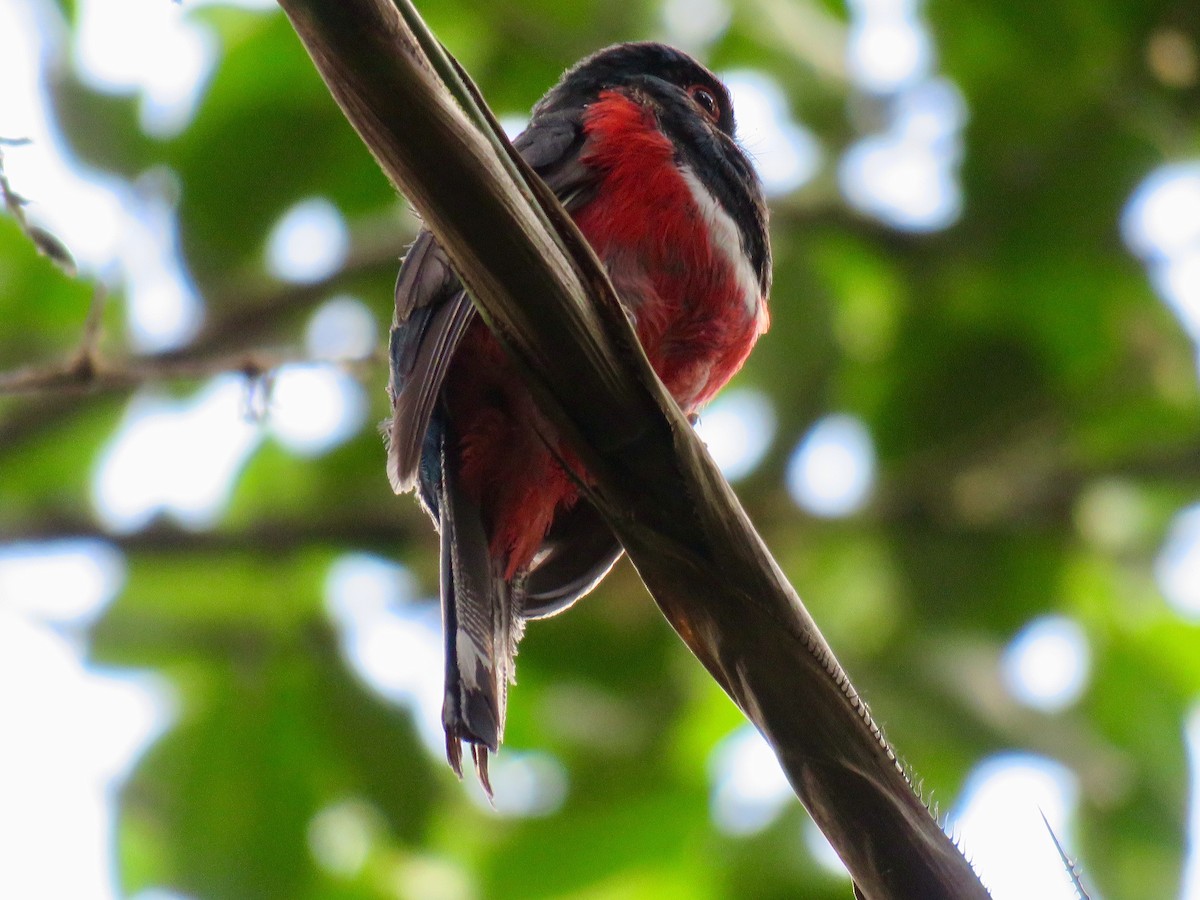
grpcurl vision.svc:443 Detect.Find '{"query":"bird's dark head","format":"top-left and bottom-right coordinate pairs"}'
top-left (534, 42), bottom-right (738, 139)
top-left (531, 42), bottom-right (770, 301)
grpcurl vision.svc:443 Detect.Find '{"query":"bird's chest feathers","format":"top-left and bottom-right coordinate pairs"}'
top-left (574, 92), bottom-right (765, 409)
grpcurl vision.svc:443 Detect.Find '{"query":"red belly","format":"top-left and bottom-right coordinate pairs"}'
top-left (444, 318), bottom-right (580, 578)
top-left (445, 91), bottom-right (762, 577)
top-left (574, 91), bottom-right (761, 411)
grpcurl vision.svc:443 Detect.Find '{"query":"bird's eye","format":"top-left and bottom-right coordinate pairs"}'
top-left (688, 85), bottom-right (721, 123)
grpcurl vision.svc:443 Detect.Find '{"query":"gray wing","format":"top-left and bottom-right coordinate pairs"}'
top-left (386, 232), bottom-right (472, 494)
top-left (386, 111), bottom-right (595, 494)
top-left (523, 500), bottom-right (623, 618)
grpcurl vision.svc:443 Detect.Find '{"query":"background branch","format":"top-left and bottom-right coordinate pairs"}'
top-left (0, 514), bottom-right (419, 555)
top-left (0, 346), bottom-right (380, 396)
top-left (0, 229), bottom-right (401, 453)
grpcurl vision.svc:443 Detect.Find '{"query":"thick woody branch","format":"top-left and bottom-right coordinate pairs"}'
top-left (276, 2), bottom-right (990, 897)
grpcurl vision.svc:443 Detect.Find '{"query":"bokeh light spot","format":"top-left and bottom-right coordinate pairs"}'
top-left (840, 0), bottom-right (965, 233)
top-left (267, 364), bottom-right (368, 456)
top-left (325, 553), bottom-right (417, 622)
top-left (92, 378), bottom-right (262, 532)
top-left (1155, 504), bottom-right (1200, 618)
top-left (661, 0), bottom-right (731, 50)
top-left (1073, 478), bottom-right (1152, 552)
top-left (954, 754), bottom-right (1081, 900)
top-left (786, 414), bottom-right (876, 518)
top-left (74, 0), bottom-right (217, 136)
top-left (1123, 162), bottom-right (1200, 376)
top-left (847, 16), bottom-right (932, 93)
top-left (1147, 29), bottom-right (1199, 88)
top-left (1153, 249), bottom-right (1200, 343)
top-left (325, 555), bottom-right (445, 758)
top-left (393, 855), bottom-right (475, 900)
top-left (1122, 163), bottom-right (1200, 261)
top-left (722, 71), bottom-right (821, 196)
top-left (0, 540), bottom-right (124, 624)
top-left (840, 78), bottom-right (966, 232)
top-left (265, 197), bottom-right (349, 284)
top-left (466, 751), bottom-right (570, 818)
top-left (708, 725), bottom-right (792, 835)
top-left (1, 4), bottom-right (203, 354)
top-left (306, 296), bottom-right (377, 361)
top-left (1002, 616), bottom-right (1090, 713)
top-left (694, 388), bottom-right (776, 482)
top-left (308, 799), bottom-right (378, 878)
top-left (0, 615), bottom-right (171, 900)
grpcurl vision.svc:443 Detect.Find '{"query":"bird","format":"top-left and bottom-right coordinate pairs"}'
top-left (386, 41), bottom-right (772, 793)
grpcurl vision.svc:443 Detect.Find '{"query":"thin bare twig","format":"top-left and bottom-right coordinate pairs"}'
top-left (72, 284), bottom-right (109, 369)
top-left (0, 345), bottom-right (382, 396)
top-left (0, 138), bottom-right (32, 226)
top-left (1, 139), bottom-right (77, 274)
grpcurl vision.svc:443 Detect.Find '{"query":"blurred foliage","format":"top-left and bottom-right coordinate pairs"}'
top-left (3, 0), bottom-right (1200, 898)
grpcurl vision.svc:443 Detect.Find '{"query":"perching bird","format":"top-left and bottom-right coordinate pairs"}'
top-left (387, 42), bottom-right (771, 792)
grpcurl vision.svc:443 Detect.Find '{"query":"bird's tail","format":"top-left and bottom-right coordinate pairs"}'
top-left (436, 424), bottom-right (522, 797)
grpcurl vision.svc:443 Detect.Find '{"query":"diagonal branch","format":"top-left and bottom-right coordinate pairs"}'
top-left (276, 1), bottom-right (991, 896)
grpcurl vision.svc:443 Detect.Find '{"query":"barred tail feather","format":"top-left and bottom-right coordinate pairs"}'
top-left (437, 424), bottom-right (522, 795)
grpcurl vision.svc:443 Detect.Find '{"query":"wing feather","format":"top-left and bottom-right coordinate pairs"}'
top-left (386, 111), bottom-right (594, 494)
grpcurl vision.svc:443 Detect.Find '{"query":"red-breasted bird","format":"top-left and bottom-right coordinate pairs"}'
top-left (386, 42), bottom-right (771, 791)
